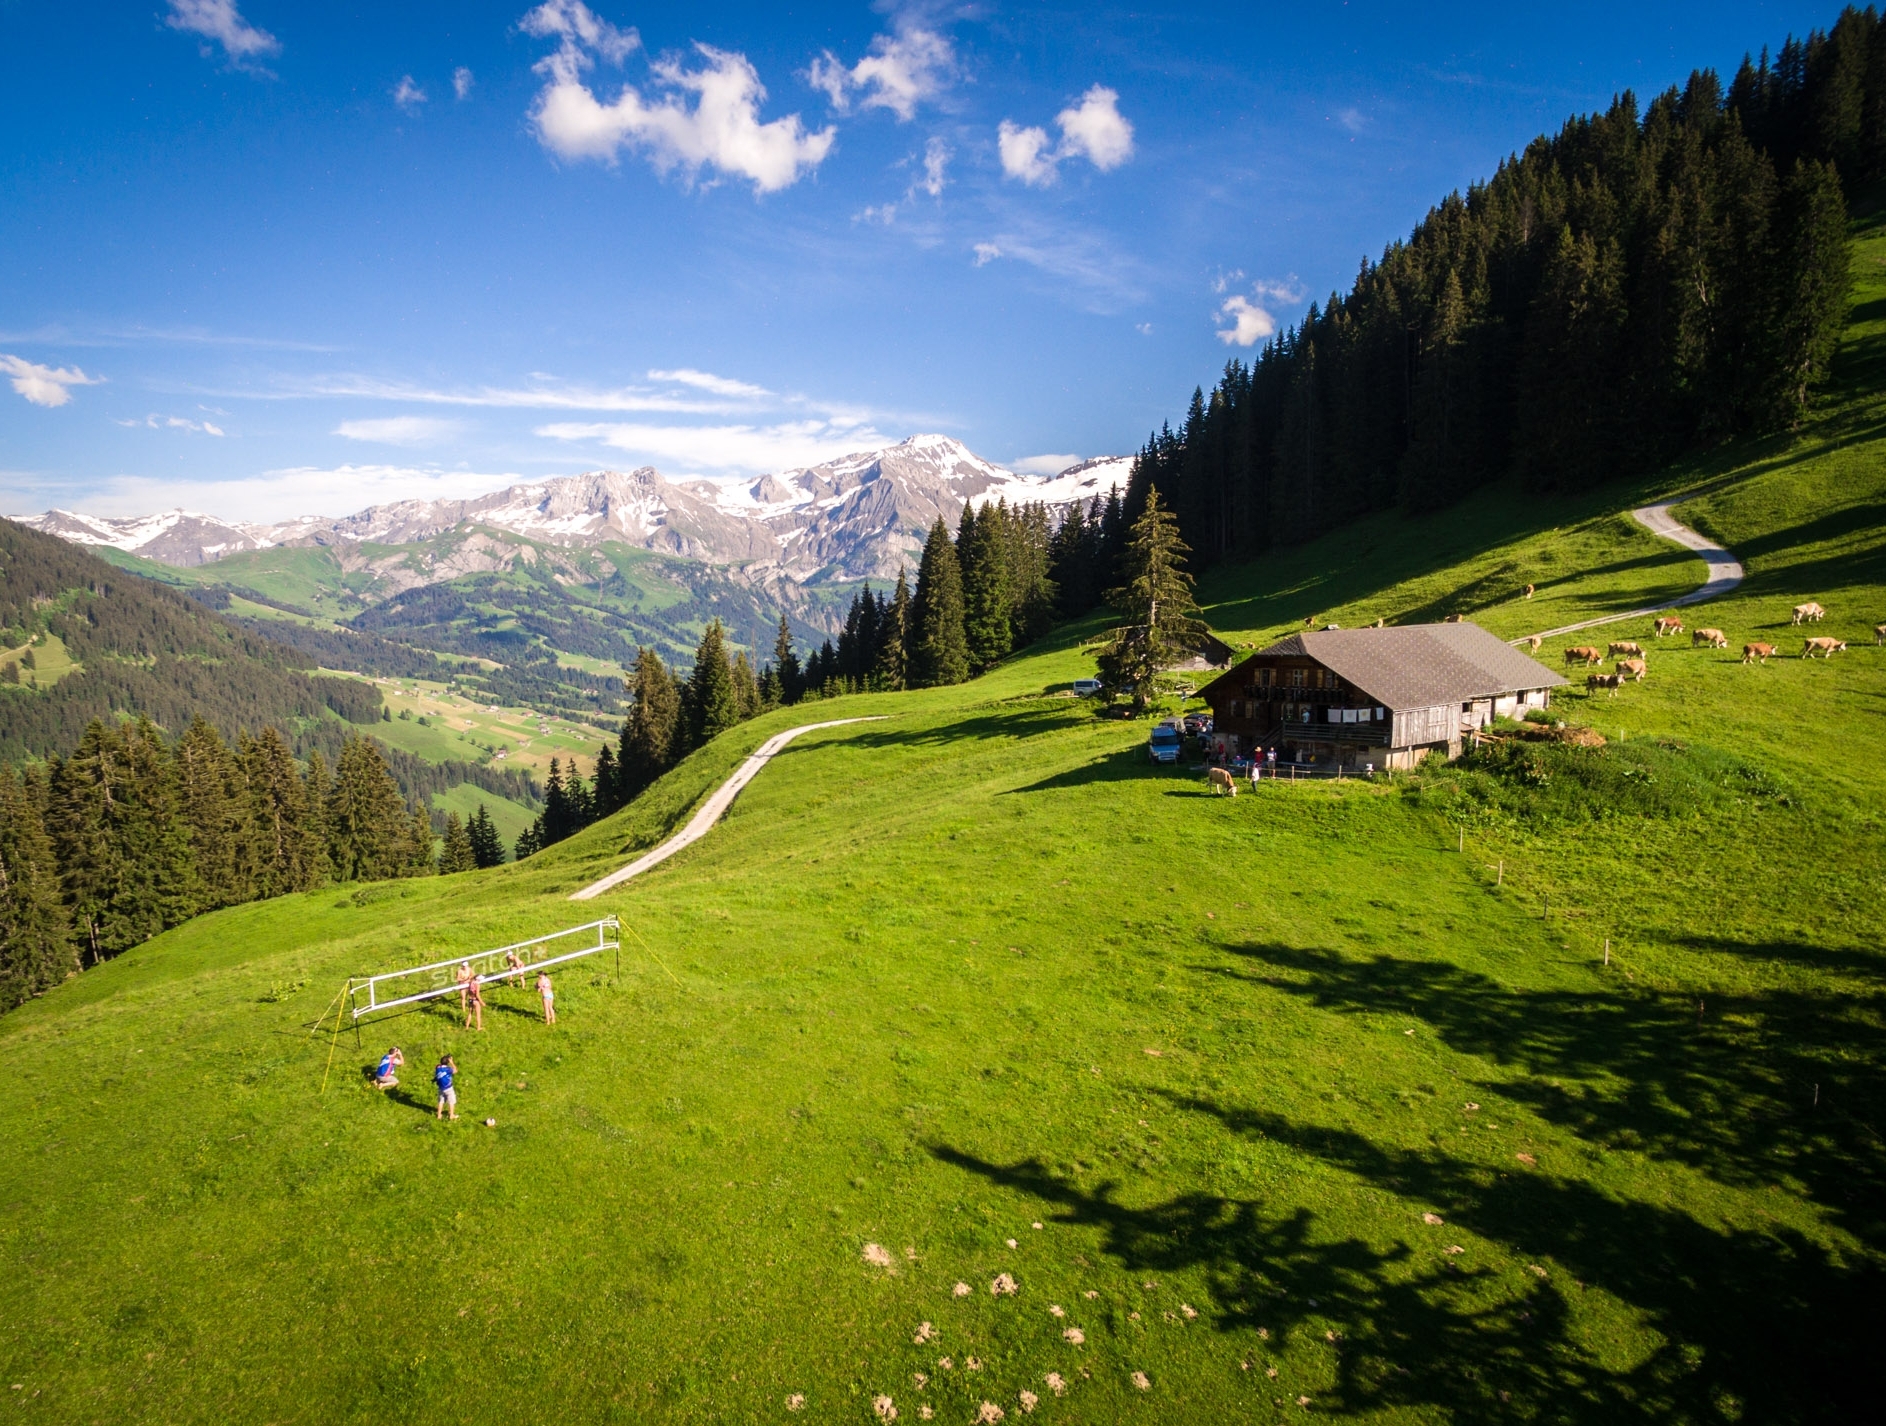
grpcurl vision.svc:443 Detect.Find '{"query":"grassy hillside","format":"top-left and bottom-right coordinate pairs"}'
top-left (3, 231), bottom-right (1883, 1426)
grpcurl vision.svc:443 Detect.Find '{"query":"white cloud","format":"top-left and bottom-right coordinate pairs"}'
top-left (165, 0), bottom-right (279, 70)
top-left (535, 418), bottom-right (887, 474)
top-left (920, 135), bottom-right (949, 197)
top-left (968, 229), bottom-right (1148, 307)
top-left (523, 6), bottom-right (832, 195)
top-left (1, 354), bottom-right (101, 408)
top-left (74, 466), bottom-right (528, 525)
top-left (115, 413), bottom-right (224, 434)
top-left (454, 67), bottom-right (475, 100)
top-left (972, 241), bottom-right (1002, 266)
top-left (1011, 453), bottom-right (1081, 477)
top-left (997, 122), bottom-right (1057, 186)
top-left (647, 368), bottom-right (772, 399)
top-left (1334, 106), bottom-right (1365, 134)
top-left (275, 373), bottom-right (744, 415)
top-left (393, 76), bottom-right (427, 110)
top-left (807, 26), bottom-right (954, 121)
top-left (1135, 322), bottom-right (1153, 335)
top-left (334, 416), bottom-right (460, 445)
top-left (1056, 86), bottom-right (1134, 170)
top-left (1216, 295), bottom-right (1277, 347)
top-left (999, 85), bottom-right (1135, 185)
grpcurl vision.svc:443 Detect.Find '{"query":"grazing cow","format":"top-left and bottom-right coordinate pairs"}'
top-left (1876, 623), bottom-right (1886, 646)
top-left (1304, 614), bottom-right (1318, 626)
top-left (1653, 616), bottom-right (1684, 637)
top-left (1587, 672), bottom-right (1624, 695)
top-left (1564, 646), bottom-right (1603, 666)
top-left (1207, 767), bottom-right (1238, 797)
top-left (1608, 640), bottom-right (1644, 658)
top-left (1741, 642), bottom-right (1778, 665)
top-left (1444, 613), bottom-right (1464, 624)
top-left (1524, 584), bottom-right (1535, 600)
top-left (1692, 628), bottom-right (1729, 648)
top-left (1617, 657), bottom-right (1647, 682)
top-left (1527, 635), bottom-right (1544, 652)
top-left (1803, 637), bottom-right (1847, 659)
top-left (1792, 602), bottom-right (1826, 624)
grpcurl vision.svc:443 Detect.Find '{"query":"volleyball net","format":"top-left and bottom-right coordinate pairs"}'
top-left (346, 917), bottom-right (619, 1024)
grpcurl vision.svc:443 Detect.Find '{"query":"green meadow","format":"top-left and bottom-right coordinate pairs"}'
top-left (5, 221), bottom-right (1886, 1426)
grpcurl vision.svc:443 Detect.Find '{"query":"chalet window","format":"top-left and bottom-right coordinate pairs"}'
top-left (1259, 669), bottom-right (1273, 688)
top-left (1290, 668), bottom-right (1305, 688)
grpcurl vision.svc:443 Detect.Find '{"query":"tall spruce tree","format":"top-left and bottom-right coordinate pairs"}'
top-left (957, 503), bottom-right (1013, 671)
top-left (875, 567), bottom-right (910, 690)
top-left (731, 649), bottom-right (761, 720)
top-left (325, 735), bottom-right (412, 883)
top-left (592, 743), bottom-right (621, 818)
top-left (467, 804), bottom-right (505, 868)
top-left (771, 615), bottom-right (802, 705)
top-left (683, 620), bottom-right (742, 746)
top-left (1096, 489), bottom-right (1210, 714)
top-left (242, 726), bottom-right (324, 897)
top-left (175, 716), bottom-right (252, 912)
top-left (0, 762), bottom-right (77, 1009)
top-left (908, 517), bottom-right (969, 687)
top-left (440, 811), bottom-right (476, 874)
top-left (619, 646), bottom-right (680, 800)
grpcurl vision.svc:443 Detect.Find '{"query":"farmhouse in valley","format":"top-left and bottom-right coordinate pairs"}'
top-left (1198, 621), bottom-right (1568, 770)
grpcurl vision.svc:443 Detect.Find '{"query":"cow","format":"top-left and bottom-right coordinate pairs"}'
top-left (1304, 614), bottom-right (1318, 626)
top-left (1564, 646), bottom-right (1603, 666)
top-left (1653, 616), bottom-right (1684, 637)
top-left (1324, 622), bottom-right (1342, 630)
top-left (1876, 623), bottom-right (1886, 647)
top-left (1617, 657), bottom-right (1647, 682)
top-left (1527, 635), bottom-right (1544, 652)
top-left (1523, 584), bottom-right (1535, 600)
top-left (1803, 637), bottom-right (1847, 659)
top-left (1692, 628), bottom-right (1729, 648)
top-left (1741, 642), bottom-right (1778, 665)
top-left (1587, 672), bottom-right (1624, 695)
top-left (1444, 613), bottom-right (1464, 624)
top-left (1373, 618), bottom-right (1385, 628)
top-left (1792, 602), bottom-right (1826, 624)
top-left (1207, 767), bottom-right (1239, 797)
top-left (1608, 640), bottom-right (1645, 658)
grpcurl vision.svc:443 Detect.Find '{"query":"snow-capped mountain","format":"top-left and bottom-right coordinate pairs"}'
top-left (17, 436), bottom-right (1132, 586)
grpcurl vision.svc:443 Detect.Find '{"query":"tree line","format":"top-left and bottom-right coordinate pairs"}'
top-left (1121, 15), bottom-right (1873, 570)
top-left (0, 717), bottom-right (516, 1010)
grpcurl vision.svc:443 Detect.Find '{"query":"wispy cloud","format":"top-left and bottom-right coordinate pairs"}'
top-left (647, 367), bottom-right (772, 399)
top-left (807, 24), bottom-right (955, 121)
top-left (1010, 453), bottom-right (1081, 477)
top-left (454, 67), bottom-right (475, 100)
top-left (335, 416), bottom-right (460, 445)
top-left (522, 2), bottom-right (832, 194)
top-left (393, 75), bottom-right (427, 110)
top-left (999, 86), bottom-right (1135, 186)
top-left (165, 0), bottom-right (279, 73)
top-left (269, 373), bottom-right (743, 415)
top-left (968, 228), bottom-right (1148, 309)
top-left (2, 354), bottom-right (102, 408)
top-left (535, 418), bottom-right (887, 474)
top-left (972, 241), bottom-right (1002, 266)
top-left (114, 412), bottom-right (224, 435)
top-left (64, 466), bottom-right (530, 525)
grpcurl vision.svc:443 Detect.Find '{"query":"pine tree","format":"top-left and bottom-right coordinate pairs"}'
top-left (620, 646), bottom-right (681, 800)
top-left (325, 735), bottom-right (410, 883)
top-left (467, 805), bottom-right (505, 868)
top-left (592, 742), bottom-right (620, 818)
top-left (958, 503), bottom-right (1013, 671)
top-left (875, 567), bottom-right (910, 690)
top-left (684, 620), bottom-right (741, 745)
top-left (302, 748), bottom-right (333, 883)
top-left (0, 762), bottom-right (77, 1010)
top-left (908, 517), bottom-right (969, 687)
top-left (771, 615), bottom-right (802, 705)
top-left (175, 716), bottom-right (252, 912)
top-left (400, 801), bottom-right (437, 876)
top-left (514, 822), bottom-right (543, 861)
top-left (1096, 489), bottom-right (1210, 714)
top-left (440, 811), bottom-right (476, 874)
top-left (731, 649), bottom-right (761, 720)
top-left (539, 759), bottom-right (572, 845)
top-left (242, 726), bottom-right (323, 896)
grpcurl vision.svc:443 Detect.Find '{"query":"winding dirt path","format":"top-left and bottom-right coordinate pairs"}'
top-left (569, 716), bottom-right (887, 902)
top-left (1513, 498), bottom-right (1744, 644)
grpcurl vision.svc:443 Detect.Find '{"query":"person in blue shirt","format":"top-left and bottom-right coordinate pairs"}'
top-left (373, 1046), bottom-right (404, 1090)
top-left (433, 1055), bottom-right (459, 1121)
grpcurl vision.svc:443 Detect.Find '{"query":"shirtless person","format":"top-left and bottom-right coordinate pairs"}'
top-left (536, 971), bottom-right (556, 1026)
top-left (503, 947), bottom-right (526, 989)
top-left (454, 960), bottom-right (474, 1019)
top-left (465, 971), bottom-right (485, 1031)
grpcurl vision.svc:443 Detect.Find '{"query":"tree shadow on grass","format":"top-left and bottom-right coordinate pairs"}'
top-left (816, 703), bottom-right (1085, 755)
top-left (1003, 745), bottom-right (1177, 794)
top-left (1201, 942), bottom-right (1886, 1248)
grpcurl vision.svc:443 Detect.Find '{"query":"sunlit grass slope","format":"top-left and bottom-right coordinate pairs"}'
top-left (5, 237), bottom-right (1886, 1426)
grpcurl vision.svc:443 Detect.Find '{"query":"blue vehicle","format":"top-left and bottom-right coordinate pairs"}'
top-left (1148, 721), bottom-right (1184, 764)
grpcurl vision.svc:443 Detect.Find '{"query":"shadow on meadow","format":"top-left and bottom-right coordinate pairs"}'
top-left (1200, 942), bottom-right (1886, 1244)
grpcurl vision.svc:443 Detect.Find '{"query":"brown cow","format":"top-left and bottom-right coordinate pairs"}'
top-left (1523, 584), bottom-right (1535, 600)
top-left (1741, 642), bottom-right (1778, 665)
top-left (1608, 640), bottom-right (1644, 658)
top-left (1875, 623), bottom-right (1885, 646)
top-left (1692, 628), bottom-right (1729, 648)
top-left (1803, 637), bottom-right (1847, 659)
top-left (1791, 601), bottom-right (1826, 624)
top-left (1616, 657), bottom-right (1647, 682)
top-left (1526, 635), bottom-right (1544, 652)
top-left (1564, 646), bottom-right (1603, 666)
top-left (1444, 613), bottom-right (1464, 624)
top-left (1653, 616), bottom-right (1684, 637)
top-left (1587, 672), bottom-right (1624, 695)
top-left (1207, 767), bottom-right (1239, 797)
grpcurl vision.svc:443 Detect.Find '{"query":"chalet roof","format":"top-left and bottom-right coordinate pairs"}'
top-left (1203, 621), bottom-right (1567, 711)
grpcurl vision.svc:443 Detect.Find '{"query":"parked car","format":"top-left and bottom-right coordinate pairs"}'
top-left (1182, 714), bottom-right (1213, 736)
top-left (1072, 678), bottom-right (1103, 697)
top-left (1148, 721), bottom-right (1184, 764)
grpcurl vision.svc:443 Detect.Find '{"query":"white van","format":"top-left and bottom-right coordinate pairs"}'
top-left (1072, 678), bottom-right (1103, 697)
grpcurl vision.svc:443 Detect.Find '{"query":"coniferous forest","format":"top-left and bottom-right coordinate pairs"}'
top-left (1120, 14), bottom-right (1882, 569)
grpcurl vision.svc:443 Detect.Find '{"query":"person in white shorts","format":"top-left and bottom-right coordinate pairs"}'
top-left (536, 971), bottom-right (556, 1026)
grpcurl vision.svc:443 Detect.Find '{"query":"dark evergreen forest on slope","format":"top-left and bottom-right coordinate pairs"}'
top-left (1120, 10), bottom-right (1884, 570)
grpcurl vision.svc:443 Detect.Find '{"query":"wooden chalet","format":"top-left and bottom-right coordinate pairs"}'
top-left (1198, 622), bottom-right (1568, 770)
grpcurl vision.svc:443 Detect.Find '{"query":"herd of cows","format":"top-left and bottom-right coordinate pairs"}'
top-left (1536, 602), bottom-right (1880, 696)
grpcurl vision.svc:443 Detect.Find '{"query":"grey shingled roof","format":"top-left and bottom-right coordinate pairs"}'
top-left (1218, 621), bottom-right (1567, 711)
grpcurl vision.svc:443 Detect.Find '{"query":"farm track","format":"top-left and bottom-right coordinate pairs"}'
top-left (570, 716), bottom-right (888, 901)
top-left (1513, 499), bottom-right (1744, 644)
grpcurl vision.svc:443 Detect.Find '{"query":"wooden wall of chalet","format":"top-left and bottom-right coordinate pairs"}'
top-left (1392, 704), bottom-right (1455, 747)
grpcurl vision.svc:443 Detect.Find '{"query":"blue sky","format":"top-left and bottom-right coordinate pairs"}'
top-left (0, 0), bottom-right (1839, 523)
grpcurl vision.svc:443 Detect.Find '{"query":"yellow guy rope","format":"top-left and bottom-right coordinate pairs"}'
top-left (616, 915), bottom-right (683, 988)
top-left (319, 978), bottom-right (351, 1096)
